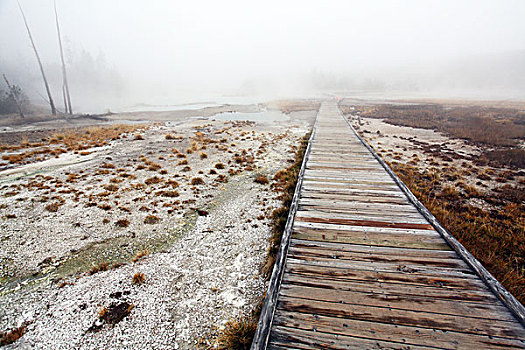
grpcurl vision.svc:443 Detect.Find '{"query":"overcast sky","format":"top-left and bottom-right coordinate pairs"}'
top-left (1, 0), bottom-right (525, 110)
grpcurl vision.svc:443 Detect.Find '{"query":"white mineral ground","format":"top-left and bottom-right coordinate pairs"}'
top-left (0, 103), bottom-right (315, 349)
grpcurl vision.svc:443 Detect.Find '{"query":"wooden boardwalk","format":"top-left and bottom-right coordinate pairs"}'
top-left (252, 101), bottom-right (525, 349)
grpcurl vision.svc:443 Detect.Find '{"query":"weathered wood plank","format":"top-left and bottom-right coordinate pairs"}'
top-left (273, 310), bottom-right (525, 349)
top-left (288, 244), bottom-right (468, 270)
top-left (286, 256), bottom-right (477, 279)
top-left (294, 221), bottom-right (440, 237)
top-left (285, 260), bottom-right (487, 290)
top-left (269, 326), bottom-right (438, 350)
top-left (292, 227), bottom-right (450, 250)
top-left (276, 295), bottom-right (524, 334)
top-left (296, 208), bottom-right (428, 224)
top-left (282, 273), bottom-right (498, 303)
top-left (295, 215), bottom-right (434, 230)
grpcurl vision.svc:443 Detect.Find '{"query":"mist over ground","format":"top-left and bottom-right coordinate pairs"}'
top-left (1, 0), bottom-right (524, 113)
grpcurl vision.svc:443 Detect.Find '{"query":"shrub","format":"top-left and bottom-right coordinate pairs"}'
top-left (88, 262), bottom-right (108, 275)
top-left (0, 324), bottom-right (27, 346)
top-left (214, 315), bottom-right (257, 350)
top-left (254, 174), bottom-right (269, 185)
top-left (132, 272), bottom-right (145, 285)
top-left (132, 250), bottom-right (150, 262)
top-left (115, 219), bottom-right (130, 227)
top-left (144, 215), bottom-right (159, 224)
top-left (191, 177), bottom-right (205, 185)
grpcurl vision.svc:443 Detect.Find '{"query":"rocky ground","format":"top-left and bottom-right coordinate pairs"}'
top-left (0, 102), bottom-right (316, 349)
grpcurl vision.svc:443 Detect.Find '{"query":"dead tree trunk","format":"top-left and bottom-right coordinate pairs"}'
top-left (18, 0), bottom-right (56, 116)
top-left (3, 74), bottom-right (25, 118)
top-left (54, 0), bottom-right (72, 115)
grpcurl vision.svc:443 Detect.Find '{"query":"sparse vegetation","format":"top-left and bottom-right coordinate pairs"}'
top-left (132, 250), bottom-right (150, 262)
top-left (213, 314), bottom-right (258, 350)
top-left (0, 324), bottom-right (27, 346)
top-left (132, 272), bottom-right (145, 285)
top-left (254, 173), bottom-right (269, 185)
top-left (191, 177), bottom-right (205, 185)
top-left (262, 132), bottom-right (310, 277)
top-left (390, 161), bottom-right (524, 303)
top-left (115, 218), bottom-right (130, 227)
top-left (88, 262), bottom-right (108, 275)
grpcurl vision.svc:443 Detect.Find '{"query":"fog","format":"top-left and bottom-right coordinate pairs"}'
top-left (1, 0), bottom-right (525, 113)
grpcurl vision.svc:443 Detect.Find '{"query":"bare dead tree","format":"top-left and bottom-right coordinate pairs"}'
top-left (3, 74), bottom-right (25, 118)
top-left (18, 0), bottom-right (56, 115)
top-left (54, 0), bottom-right (72, 115)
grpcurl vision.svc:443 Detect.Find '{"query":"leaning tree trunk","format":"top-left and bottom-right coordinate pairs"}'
top-left (3, 74), bottom-right (25, 118)
top-left (18, 1), bottom-right (56, 116)
top-left (54, 0), bottom-right (72, 115)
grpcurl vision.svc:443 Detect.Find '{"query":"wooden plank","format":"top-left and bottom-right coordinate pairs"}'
top-left (282, 273), bottom-right (497, 303)
top-left (294, 221), bottom-right (440, 237)
top-left (286, 256), bottom-right (476, 279)
top-left (288, 244), bottom-right (469, 270)
top-left (285, 260), bottom-right (488, 290)
top-left (299, 192), bottom-right (411, 205)
top-left (301, 185), bottom-right (408, 198)
top-left (295, 215), bottom-right (434, 230)
top-left (292, 227), bottom-right (450, 250)
top-left (269, 326), bottom-right (436, 350)
top-left (273, 310), bottom-right (525, 349)
top-left (291, 239), bottom-right (456, 259)
top-left (276, 294), bottom-right (524, 335)
top-left (296, 208), bottom-right (428, 224)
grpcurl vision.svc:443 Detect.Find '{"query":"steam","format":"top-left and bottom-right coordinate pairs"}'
top-left (1, 0), bottom-right (524, 113)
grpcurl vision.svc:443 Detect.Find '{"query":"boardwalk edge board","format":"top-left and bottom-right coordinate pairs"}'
top-left (338, 104), bottom-right (525, 327)
top-left (251, 109), bottom-right (319, 349)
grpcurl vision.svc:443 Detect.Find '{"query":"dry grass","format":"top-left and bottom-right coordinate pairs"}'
top-left (191, 177), bottom-right (205, 185)
top-left (0, 324), bottom-right (27, 346)
top-left (262, 132), bottom-right (310, 278)
top-left (132, 249), bottom-right (150, 263)
top-left (132, 272), bottom-right (145, 285)
top-left (347, 104), bottom-right (525, 147)
top-left (254, 173), bottom-right (269, 185)
top-left (213, 315), bottom-right (257, 350)
top-left (390, 162), bottom-right (525, 303)
top-left (115, 218), bottom-right (130, 227)
top-left (88, 262), bottom-right (108, 275)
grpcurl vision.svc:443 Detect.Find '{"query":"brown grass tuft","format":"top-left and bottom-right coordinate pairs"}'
top-left (88, 262), bottom-right (108, 275)
top-left (132, 249), bottom-right (150, 262)
top-left (115, 218), bottom-right (130, 227)
top-left (254, 173), bottom-right (269, 185)
top-left (132, 272), bottom-right (145, 285)
top-left (0, 325), bottom-right (27, 346)
top-left (214, 315), bottom-right (257, 350)
top-left (191, 177), bottom-right (205, 185)
top-left (144, 215), bottom-right (160, 224)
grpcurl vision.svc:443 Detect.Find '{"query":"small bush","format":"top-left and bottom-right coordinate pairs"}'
top-left (115, 219), bottom-right (130, 227)
top-left (132, 250), bottom-right (149, 262)
top-left (144, 215), bottom-right (159, 224)
top-left (132, 272), bottom-right (145, 285)
top-left (254, 174), bottom-right (269, 185)
top-left (215, 163), bottom-right (225, 169)
top-left (191, 177), bottom-right (205, 185)
top-left (0, 325), bottom-right (27, 346)
top-left (88, 262), bottom-right (108, 275)
top-left (214, 315), bottom-right (257, 350)
top-left (45, 202), bottom-right (61, 212)
top-left (200, 152), bottom-right (208, 159)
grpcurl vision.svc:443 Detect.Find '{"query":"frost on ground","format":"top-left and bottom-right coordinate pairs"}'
top-left (0, 108), bottom-right (313, 349)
